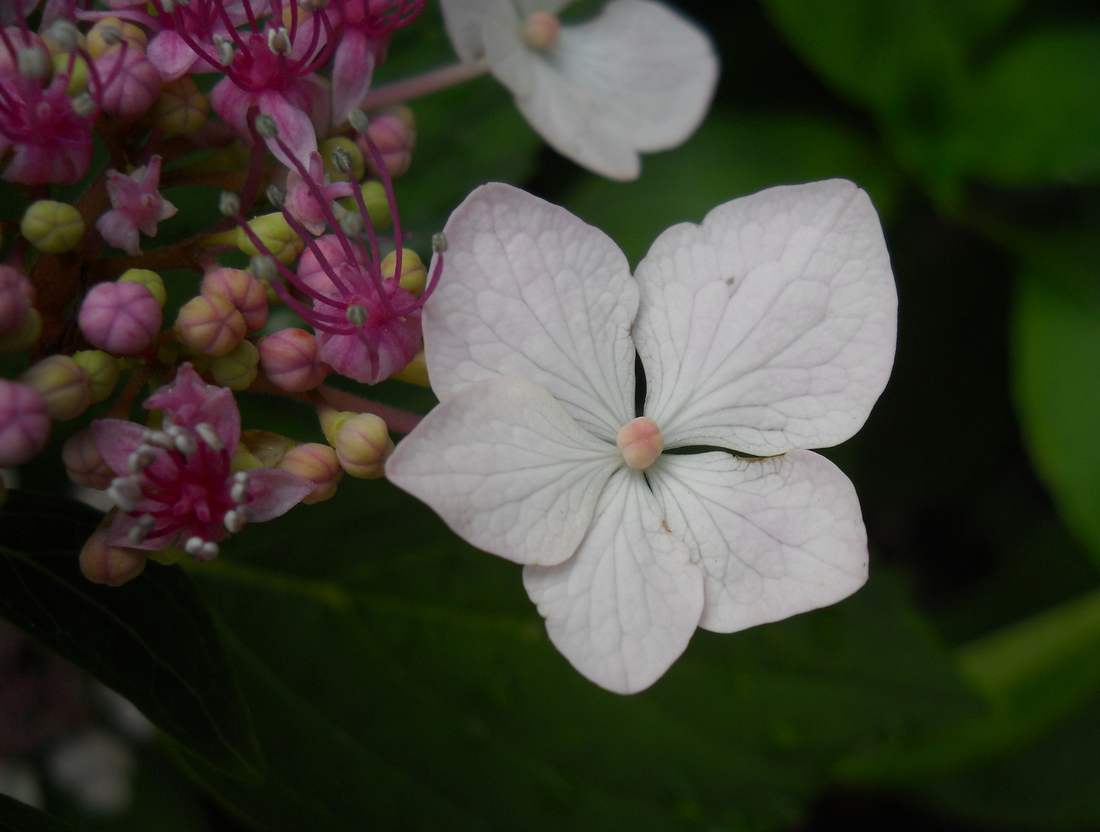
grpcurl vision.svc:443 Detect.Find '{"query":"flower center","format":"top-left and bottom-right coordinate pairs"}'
top-left (616, 416), bottom-right (663, 470)
top-left (523, 11), bottom-right (560, 50)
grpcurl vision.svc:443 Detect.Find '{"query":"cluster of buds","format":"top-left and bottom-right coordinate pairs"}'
top-left (0, 0), bottom-right (438, 585)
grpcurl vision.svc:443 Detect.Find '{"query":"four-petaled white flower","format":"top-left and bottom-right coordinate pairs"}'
top-left (386, 180), bottom-right (898, 694)
top-left (439, 0), bottom-right (719, 180)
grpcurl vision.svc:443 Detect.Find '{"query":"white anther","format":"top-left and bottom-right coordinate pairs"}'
top-left (345, 304), bottom-right (367, 326)
top-left (231, 472), bottom-right (250, 503)
top-left (249, 255), bottom-right (278, 282)
top-left (184, 536), bottom-right (205, 556)
top-left (266, 184), bottom-right (285, 209)
top-left (253, 113), bottom-right (279, 139)
top-left (194, 423), bottom-right (223, 452)
top-left (347, 108), bottom-right (369, 134)
top-left (212, 34), bottom-right (234, 66)
top-left (145, 430), bottom-right (175, 450)
top-left (160, 0), bottom-right (176, 13)
top-left (126, 515), bottom-right (155, 545)
top-left (127, 445), bottom-right (157, 473)
top-left (339, 211), bottom-right (363, 236)
top-left (17, 47), bottom-right (49, 79)
top-left (173, 430), bottom-right (198, 455)
top-left (199, 541), bottom-right (219, 561)
top-left (267, 26), bottom-right (292, 56)
top-left (233, 471), bottom-right (249, 483)
top-left (107, 475), bottom-right (143, 513)
top-left (219, 191), bottom-right (241, 217)
top-left (223, 509), bottom-right (247, 533)
top-left (71, 94), bottom-right (97, 117)
top-left (45, 21), bottom-right (79, 52)
top-left (432, 232), bottom-right (447, 254)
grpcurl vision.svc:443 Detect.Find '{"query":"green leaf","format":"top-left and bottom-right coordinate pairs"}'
top-left (0, 491), bottom-right (263, 781)
top-left (1013, 264), bottom-right (1100, 563)
top-left (951, 29), bottom-right (1100, 184)
top-left (181, 477), bottom-right (979, 832)
top-left (0, 794), bottom-right (76, 832)
top-left (564, 112), bottom-right (900, 266)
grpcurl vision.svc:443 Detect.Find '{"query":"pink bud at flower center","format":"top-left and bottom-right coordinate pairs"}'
top-left (616, 417), bottom-right (663, 470)
top-left (523, 11), bottom-right (560, 50)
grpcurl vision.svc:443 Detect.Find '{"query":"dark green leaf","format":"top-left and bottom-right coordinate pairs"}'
top-left (181, 477), bottom-right (979, 832)
top-left (0, 491), bottom-right (263, 781)
top-left (0, 794), bottom-right (76, 832)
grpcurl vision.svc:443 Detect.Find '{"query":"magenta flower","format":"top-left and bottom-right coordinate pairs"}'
top-left (92, 364), bottom-right (312, 561)
top-left (318, 0), bottom-right (424, 126)
top-left (95, 156), bottom-right (178, 256)
top-left (0, 72), bottom-right (94, 185)
top-left (240, 130), bottom-right (440, 384)
top-left (206, 6), bottom-right (333, 169)
top-left (283, 150), bottom-right (354, 235)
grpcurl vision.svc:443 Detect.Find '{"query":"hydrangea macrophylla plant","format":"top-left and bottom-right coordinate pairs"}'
top-left (386, 181), bottom-right (898, 694)
top-left (93, 364), bottom-right (313, 561)
top-left (438, 0), bottom-right (718, 180)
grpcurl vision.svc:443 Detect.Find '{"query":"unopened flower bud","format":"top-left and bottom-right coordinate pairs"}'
top-left (320, 136), bottom-right (364, 181)
top-left (359, 106), bottom-right (416, 178)
top-left (522, 11), bottom-right (560, 50)
top-left (80, 527), bottom-right (147, 587)
top-left (238, 212), bottom-right (303, 264)
top-left (153, 76), bottom-right (208, 133)
top-left (79, 281), bottom-right (162, 355)
top-left (0, 379), bottom-right (50, 466)
top-left (17, 45), bottom-right (49, 79)
top-left (380, 249), bottom-right (426, 296)
top-left (176, 293), bottom-right (246, 356)
top-left (0, 266), bottom-right (34, 339)
top-left (279, 443), bottom-right (342, 504)
top-left (72, 350), bottom-right (121, 403)
top-left (238, 429), bottom-right (297, 467)
top-left (21, 200), bottom-right (84, 254)
top-left (51, 51), bottom-right (89, 95)
top-left (0, 308), bottom-right (42, 355)
top-left (63, 427), bottom-right (114, 489)
top-left (202, 267), bottom-right (268, 332)
top-left (333, 413), bottom-right (392, 479)
top-left (209, 338), bottom-right (259, 390)
top-left (95, 46), bottom-right (161, 122)
top-left (390, 350), bottom-right (429, 386)
top-left (339, 181), bottom-right (390, 230)
top-left (258, 328), bottom-right (328, 391)
top-left (117, 268), bottom-right (167, 307)
top-left (21, 354), bottom-right (91, 420)
top-left (87, 18), bottom-right (147, 58)
top-left (254, 113), bottom-right (279, 138)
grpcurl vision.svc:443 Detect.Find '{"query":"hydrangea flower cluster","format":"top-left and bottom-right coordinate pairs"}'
top-left (0, 0), bottom-right (898, 695)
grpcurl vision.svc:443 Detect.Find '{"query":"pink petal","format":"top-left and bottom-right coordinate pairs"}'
top-left (330, 30), bottom-right (375, 126)
top-left (91, 419), bottom-right (146, 474)
top-left (147, 30), bottom-right (201, 81)
top-left (95, 209), bottom-right (141, 256)
top-left (210, 78), bottom-right (255, 142)
top-left (258, 90), bottom-right (317, 170)
top-left (245, 466), bottom-right (314, 522)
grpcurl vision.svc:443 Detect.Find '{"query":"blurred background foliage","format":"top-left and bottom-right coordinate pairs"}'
top-left (2, 0), bottom-right (1100, 829)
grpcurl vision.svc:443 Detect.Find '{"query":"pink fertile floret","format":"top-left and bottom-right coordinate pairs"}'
top-left (0, 379), bottom-right (50, 467)
top-left (78, 281), bottom-right (163, 355)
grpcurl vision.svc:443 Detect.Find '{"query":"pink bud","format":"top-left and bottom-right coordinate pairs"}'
top-left (94, 45), bottom-right (161, 122)
top-left (79, 527), bottom-right (147, 587)
top-left (279, 443), bottom-right (342, 504)
top-left (0, 265), bottom-right (34, 339)
top-left (0, 379), bottom-right (50, 467)
top-left (201, 268), bottom-right (268, 333)
top-left (358, 107), bottom-right (416, 178)
top-left (176, 293), bottom-right (246, 357)
top-left (258, 328), bottom-right (329, 392)
top-left (62, 427), bottom-right (114, 489)
top-left (78, 281), bottom-right (163, 355)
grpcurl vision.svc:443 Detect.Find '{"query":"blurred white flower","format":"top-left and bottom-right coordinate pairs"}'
top-left (439, 0), bottom-right (719, 180)
top-left (47, 729), bottom-right (134, 816)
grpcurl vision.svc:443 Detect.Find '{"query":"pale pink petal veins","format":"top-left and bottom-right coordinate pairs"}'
top-left (650, 450), bottom-right (868, 634)
top-left (330, 29), bottom-right (375, 127)
top-left (387, 376), bottom-right (618, 567)
top-left (245, 467), bottom-right (315, 522)
top-left (146, 30), bottom-right (200, 81)
top-left (424, 183), bottom-right (637, 442)
top-left (522, 467), bottom-right (704, 694)
top-left (633, 179), bottom-right (897, 455)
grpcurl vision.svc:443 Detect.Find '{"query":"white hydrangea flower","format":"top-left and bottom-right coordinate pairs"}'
top-left (439, 0), bottom-right (719, 180)
top-left (386, 180), bottom-right (898, 694)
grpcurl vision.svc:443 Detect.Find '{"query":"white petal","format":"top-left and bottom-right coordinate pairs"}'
top-left (649, 450), bottom-right (868, 634)
top-left (634, 179), bottom-right (897, 454)
top-left (439, 0), bottom-right (519, 64)
top-left (523, 467), bottom-right (704, 694)
top-left (511, 0), bottom-right (718, 180)
top-left (385, 376), bottom-right (619, 567)
top-left (425, 183), bottom-right (637, 441)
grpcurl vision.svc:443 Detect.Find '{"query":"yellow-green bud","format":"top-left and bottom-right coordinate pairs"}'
top-left (380, 249), bottom-right (426, 296)
top-left (279, 443), bottom-right (342, 504)
top-left (51, 52), bottom-right (88, 96)
top-left (72, 350), bottom-right (120, 403)
top-left (238, 429), bottom-right (298, 467)
top-left (153, 77), bottom-right (208, 134)
top-left (21, 200), bottom-right (84, 254)
top-left (390, 350), bottom-right (429, 386)
top-left (236, 213), bottom-right (303, 264)
top-left (320, 136), bottom-right (365, 181)
top-left (323, 410), bottom-right (392, 479)
top-left (0, 308), bottom-right (41, 355)
top-left (118, 268), bottom-right (167, 307)
top-left (87, 17), bottom-right (146, 58)
top-left (21, 354), bottom-right (91, 420)
top-left (338, 181), bottom-right (390, 230)
top-left (209, 338), bottom-right (259, 391)
top-left (176, 293), bottom-right (246, 357)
